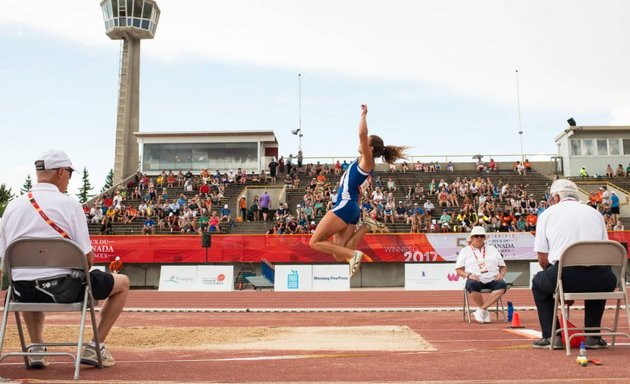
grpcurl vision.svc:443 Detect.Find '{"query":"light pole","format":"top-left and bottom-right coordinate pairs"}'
top-left (297, 73), bottom-right (303, 153)
top-left (516, 69), bottom-right (524, 164)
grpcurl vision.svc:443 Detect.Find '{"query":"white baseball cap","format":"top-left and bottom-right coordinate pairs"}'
top-left (35, 149), bottom-right (76, 172)
top-left (549, 179), bottom-right (578, 195)
top-left (469, 226), bottom-right (487, 238)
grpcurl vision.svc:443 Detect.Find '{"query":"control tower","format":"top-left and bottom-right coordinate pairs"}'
top-left (100, 0), bottom-right (160, 184)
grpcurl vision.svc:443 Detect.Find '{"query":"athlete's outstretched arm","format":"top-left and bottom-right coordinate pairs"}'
top-left (358, 104), bottom-right (374, 169)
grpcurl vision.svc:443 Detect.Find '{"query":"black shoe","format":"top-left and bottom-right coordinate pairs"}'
top-left (532, 337), bottom-right (563, 349)
top-left (532, 338), bottom-right (550, 349)
top-left (585, 336), bottom-right (608, 349)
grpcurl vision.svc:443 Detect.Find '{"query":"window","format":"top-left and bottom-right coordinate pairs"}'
top-left (570, 140), bottom-right (581, 156)
top-left (582, 139), bottom-right (594, 156)
top-left (609, 139), bottom-right (620, 155)
top-left (623, 139), bottom-right (630, 155)
top-left (597, 139), bottom-right (608, 155)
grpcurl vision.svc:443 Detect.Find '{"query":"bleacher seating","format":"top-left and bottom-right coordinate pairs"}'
top-left (87, 165), bottom-right (555, 235)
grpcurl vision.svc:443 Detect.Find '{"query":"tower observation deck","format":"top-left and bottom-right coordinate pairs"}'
top-left (100, 0), bottom-right (161, 184)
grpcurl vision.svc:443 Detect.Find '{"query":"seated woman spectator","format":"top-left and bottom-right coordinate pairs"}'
top-left (616, 164), bottom-right (625, 177)
top-left (334, 160), bottom-right (342, 175)
top-left (485, 158), bottom-right (496, 171)
top-left (454, 226), bottom-right (508, 323)
top-left (414, 161), bottom-right (423, 171)
top-left (156, 173), bottom-right (165, 188)
top-left (208, 211), bottom-right (221, 232)
top-left (386, 177), bottom-right (396, 192)
top-left (401, 161), bottom-right (409, 172)
top-left (437, 189), bottom-right (450, 207)
top-left (447, 161), bottom-right (454, 172)
top-left (90, 206), bottom-right (103, 224)
top-left (606, 164), bottom-right (614, 178)
top-left (524, 159), bottom-right (532, 171)
top-left (167, 171), bottom-right (176, 188)
top-left (476, 160), bottom-right (486, 172)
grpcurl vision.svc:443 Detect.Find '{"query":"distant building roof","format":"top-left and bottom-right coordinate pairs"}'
top-left (135, 130), bottom-right (277, 143)
top-left (554, 125), bottom-right (630, 142)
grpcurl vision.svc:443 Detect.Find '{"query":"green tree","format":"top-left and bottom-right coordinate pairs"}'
top-left (76, 167), bottom-right (94, 204)
top-left (0, 183), bottom-right (14, 217)
top-left (20, 174), bottom-right (33, 195)
top-left (101, 169), bottom-right (114, 193)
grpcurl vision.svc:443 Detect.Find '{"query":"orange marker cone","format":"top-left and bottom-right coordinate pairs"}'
top-left (509, 312), bottom-right (525, 328)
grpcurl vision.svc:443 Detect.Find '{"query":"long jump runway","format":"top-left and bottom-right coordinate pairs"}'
top-left (1, 288), bottom-right (629, 383)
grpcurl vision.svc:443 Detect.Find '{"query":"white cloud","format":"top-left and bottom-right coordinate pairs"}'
top-left (2, 0), bottom-right (630, 114)
top-left (0, 165), bottom-right (32, 197)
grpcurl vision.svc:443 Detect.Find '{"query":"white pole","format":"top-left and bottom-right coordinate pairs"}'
top-left (298, 73), bottom-right (302, 153)
top-left (516, 69), bottom-right (524, 163)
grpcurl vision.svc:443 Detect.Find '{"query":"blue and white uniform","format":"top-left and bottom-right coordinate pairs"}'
top-left (332, 159), bottom-right (371, 224)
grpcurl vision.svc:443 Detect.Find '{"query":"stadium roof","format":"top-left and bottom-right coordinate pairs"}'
top-left (134, 130), bottom-right (277, 143)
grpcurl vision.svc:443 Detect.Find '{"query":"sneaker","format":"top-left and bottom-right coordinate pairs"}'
top-left (27, 346), bottom-right (49, 369)
top-left (473, 309), bottom-right (485, 324)
top-left (81, 344), bottom-right (115, 367)
top-left (532, 337), bottom-right (563, 349)
top-left (362, 216), bottom-right (381, 233)
top-left (585, 336), bottom-right (608, 350)
top-left (349, 250), bottom-right (364, 278)
top-left (483, 309), bottom-right (492, 323)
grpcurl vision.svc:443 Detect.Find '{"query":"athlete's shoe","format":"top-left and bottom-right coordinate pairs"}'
top-left (81, 344), bottom-right (115, 367)
top-left (362, 216), bottom-right (390, 233)
top-left (349, 250), bottom-right (364, 277)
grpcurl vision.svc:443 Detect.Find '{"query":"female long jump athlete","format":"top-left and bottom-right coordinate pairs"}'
top-left (309, 104), bottom-right (407, 276)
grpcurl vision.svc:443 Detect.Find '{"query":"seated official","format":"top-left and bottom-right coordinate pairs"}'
top-left (455, 226), bottom-right (508, 323)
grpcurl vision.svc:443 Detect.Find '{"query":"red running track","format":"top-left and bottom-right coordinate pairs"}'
top-left (1, 288), bottom-right (629, 383)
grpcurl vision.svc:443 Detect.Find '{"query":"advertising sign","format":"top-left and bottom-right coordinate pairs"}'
top-left (312, 264), bottom-right (350, 291)
top-left (274, 265), bottom-right (313, 291)
top-left (404, 263), bottom-right (464, 291)
top-left (158, 265), bottom-right (197, 291)
top-left (195, 265), bottom-right (234, 291)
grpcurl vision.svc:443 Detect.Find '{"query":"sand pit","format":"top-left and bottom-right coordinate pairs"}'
top-left (2, 325), bottom-right (434, 351)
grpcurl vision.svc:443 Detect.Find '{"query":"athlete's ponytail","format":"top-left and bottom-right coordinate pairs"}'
top-left (369, 135), bottom-right (408, 164)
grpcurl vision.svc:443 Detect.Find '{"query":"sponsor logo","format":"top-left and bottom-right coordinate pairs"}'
top-left (287, 269), bottom-right (299, 289)
top-left (217, 274), bottom-right (225, 282)
top-left (164, 275), bottom-right (195, 284)
top-left (313, 275), bottom-right (349, 281)
top-left (447, 273), bottom-right (460, 282)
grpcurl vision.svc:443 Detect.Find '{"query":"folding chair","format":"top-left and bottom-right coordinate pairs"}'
top-left (0, 238), bottom-right (102, 379)
top-left (550, 240), bottom-right (630, 355)
top-left (463, 271), bottom-right (522, 323)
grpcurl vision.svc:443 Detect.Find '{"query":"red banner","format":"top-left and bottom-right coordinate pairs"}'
top-left (90, 234), bottom-right (444, 264)
top-left (90, 232), bottom-right (630, 264)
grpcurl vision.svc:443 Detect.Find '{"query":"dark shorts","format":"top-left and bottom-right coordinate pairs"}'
top-left (261, 207), bottom-right (269, 213)
top-left (611, 206), bottom-right (620, 214)
top-left (466, 278), bottom-right (507, 293)
top-left (13, 270), bottom-right (115, 302)
top-left (331, 199), bottom-right (361, 225)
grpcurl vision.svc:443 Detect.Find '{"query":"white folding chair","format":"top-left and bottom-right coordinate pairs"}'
top-left (463, 271), bottom-right (521, 323)
top-left (550, 240), bottom-right (630, 355)
top-left (0, 238), bottom-right (102, 379)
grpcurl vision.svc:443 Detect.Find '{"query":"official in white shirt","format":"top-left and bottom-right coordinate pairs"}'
top-left (455, 226), bottom-right (507, 324)
top-left (0, 150), bottom-right (128, 368)
top-left (531, 179), bottom-right (616, 349)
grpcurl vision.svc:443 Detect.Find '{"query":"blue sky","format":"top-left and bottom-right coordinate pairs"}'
top-left (1, 0), bottom-right (629, 196)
